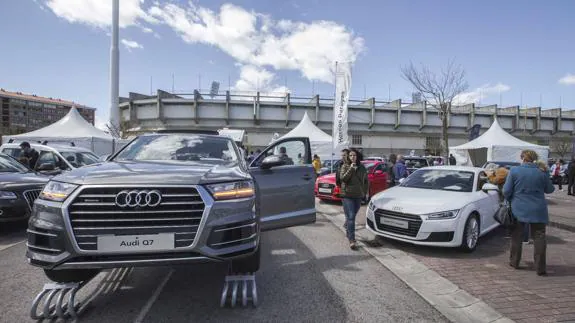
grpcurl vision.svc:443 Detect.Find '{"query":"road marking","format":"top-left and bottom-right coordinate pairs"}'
top-left (0, 239), bottom-right (26, 252)
top-left (133, 269), bottom-right (173, 323)
top-left (271, 249), bottom-right (297, 255)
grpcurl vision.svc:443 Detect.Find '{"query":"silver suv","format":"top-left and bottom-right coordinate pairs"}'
top-left (26, 133), bottom-right (316, 283)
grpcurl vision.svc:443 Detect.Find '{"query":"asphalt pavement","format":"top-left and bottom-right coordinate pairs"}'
top-left (0, 213), bottom-right (447, 323)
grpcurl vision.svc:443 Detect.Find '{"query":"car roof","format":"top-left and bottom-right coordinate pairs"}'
top-left (419, 165), bottom-right (484, 172)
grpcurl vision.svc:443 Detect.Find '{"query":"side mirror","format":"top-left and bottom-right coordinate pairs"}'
top-left (374, 170), bottom-right (384, 175)
top-left (260, 155), bottom-right (284, 169)
top-left (481, 183), bottom-right (499, 193)
top-left (37, 162), bottom-right (56, 171)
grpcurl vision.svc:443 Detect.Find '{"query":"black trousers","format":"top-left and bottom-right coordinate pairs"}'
top-left (552, 175), bottom-right (562, 190)
top-left (568, 176), bottom-right (574, 195)
top-left (510, 222), bottom-right (547, 274)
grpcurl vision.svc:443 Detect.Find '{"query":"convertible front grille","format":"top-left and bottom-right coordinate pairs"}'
top-left (373, 209), bottom-right (422, 237)
top-left (67, 187), bottom-right (205, 251)
top-left (23, 189), bottom-right (42, 210)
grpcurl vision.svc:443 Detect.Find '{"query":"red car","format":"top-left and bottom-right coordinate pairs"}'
top-left (315, 161), bottom-right (389, 202)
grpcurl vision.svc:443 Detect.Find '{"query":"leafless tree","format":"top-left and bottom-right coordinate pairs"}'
top-left (552, 136), bottom-right (572, 158)
top-left (401, 59), bottom-right (469, 158)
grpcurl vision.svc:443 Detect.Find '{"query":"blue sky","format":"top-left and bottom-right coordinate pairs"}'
top-left (1, 0), bottom-right (574, 128)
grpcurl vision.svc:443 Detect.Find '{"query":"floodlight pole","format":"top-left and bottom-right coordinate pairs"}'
top-left (109, 0), bottom-right (120, 139)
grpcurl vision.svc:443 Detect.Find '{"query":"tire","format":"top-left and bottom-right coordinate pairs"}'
top-left (460, 214), bottom-right (480, 253)
top-left (231, 246), bottom-right (261, 273)
top-left (44, 268), bottom-right (100, 283)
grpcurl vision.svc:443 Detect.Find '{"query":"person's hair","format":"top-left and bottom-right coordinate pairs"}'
top-left (19, 141), bottom-right (30, 148)
top-left (485, 163), bottom-right (498, 171)
top-left (279, 147), bottom-right (286, 153)
top-left (313, 154), bottom-right (318, 159)
top-left (535, 160), bottom-right (548, 172)
top-left (558, 159), bottom-right (564, 164)
top-left (388, 153), bottom-right (397, 163)
top-left (341, 148), bottom-right (350, 154)
top-left (349, 148), bottom-right (363, 163)
top-left (520, 150), bottom-right (538, 163)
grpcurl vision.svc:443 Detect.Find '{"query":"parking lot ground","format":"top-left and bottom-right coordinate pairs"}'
top-left (547, 190), bottom-right (575, 232)
top-left (318, 199), bottom-right (575, 323)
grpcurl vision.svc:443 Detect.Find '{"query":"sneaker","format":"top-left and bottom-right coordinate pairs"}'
top-left (349, 241), bottom-right (358, 250)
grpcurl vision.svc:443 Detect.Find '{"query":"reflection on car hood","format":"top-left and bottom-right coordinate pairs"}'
top-left (371, 186), bottom-right (477, 215)
top-left (51, 161), bottom-right (250, 185)
top-left (317, 173), bottom-right (336, 183)
top-left (0, 172), bottom-right (50, 190)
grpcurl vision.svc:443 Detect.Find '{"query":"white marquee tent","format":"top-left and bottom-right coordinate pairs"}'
top-left (449, 118), bottom-right (549, 166)
top-left (271, 112), bottom-right (333, 160)
top-left (2, 108), bottom-right (119, 156)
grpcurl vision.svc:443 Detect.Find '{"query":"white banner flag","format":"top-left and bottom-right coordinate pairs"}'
top-left (332, 62), bottom-right (352, 152)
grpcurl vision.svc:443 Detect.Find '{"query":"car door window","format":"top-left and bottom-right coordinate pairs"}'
top-left (2, 148), bottom-right (21, 158)
top-left (36, 151), bottom-right (58, 169)
top-left (477, 171), bottom-right (488, 191)
top-left (251, 139), bottom-right (308, 167)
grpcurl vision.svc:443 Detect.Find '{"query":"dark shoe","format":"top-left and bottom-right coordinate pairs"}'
top-left (537, 272), bottom-right (547, 276)
top-left (349, 241), bottom-right (358, 250)
top-left (509, 263), bottom-right (525, 270)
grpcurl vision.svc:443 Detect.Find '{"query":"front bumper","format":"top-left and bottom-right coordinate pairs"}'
top-left (27, 185), bottom-right (260, 270)
top-left (366, 207), bottom-right (463, 247)
top-left (0, 198), bottom-right (31, 222)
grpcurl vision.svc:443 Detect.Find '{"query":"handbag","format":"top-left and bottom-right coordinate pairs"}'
top-left (494, 201), bottom-right (516, 227)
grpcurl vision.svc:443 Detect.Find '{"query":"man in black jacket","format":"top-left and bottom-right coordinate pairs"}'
top-left (19, 142), bottom-right (39, 169)
top-left (568, 156), bottom-right (575, 196)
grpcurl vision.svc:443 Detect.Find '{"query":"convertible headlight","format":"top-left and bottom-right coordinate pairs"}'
top-left (426, 210), bottom-right (459, 220)
top-left (207, 181), bottom-right (254, 200)
top-left (0, 191), bottom-right (17, 199)
top-left (39, 181), bottom-right (78, 202)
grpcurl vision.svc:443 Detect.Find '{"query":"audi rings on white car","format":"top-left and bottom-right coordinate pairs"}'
top-left (365, 166), bottom-right (501, 252)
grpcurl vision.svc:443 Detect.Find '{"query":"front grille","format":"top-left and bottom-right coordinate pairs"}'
top-left (23, 189), bottom-right (42, 210)
top-left (374, 209), bottom-right (422, 237)
top-left (67, 186), bottom-right (205, 251)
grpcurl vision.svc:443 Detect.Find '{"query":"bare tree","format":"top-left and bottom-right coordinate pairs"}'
top-left (552, 136), bottom-right (572, 158)
top-left (401, 59), bottom-right (469, 158)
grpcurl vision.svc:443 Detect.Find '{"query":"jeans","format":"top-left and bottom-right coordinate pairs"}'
top-left (343, 198), bottom-right (362, 242)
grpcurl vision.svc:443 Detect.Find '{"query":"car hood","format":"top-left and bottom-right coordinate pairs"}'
top-left (0, 172), bottom-right (50, 190)
top-left (317, 173), bottom-right (336, 183)
top-left (51, 161), bottom-right (250, 185)
top-left (371, 186), bottom-right (476, 215)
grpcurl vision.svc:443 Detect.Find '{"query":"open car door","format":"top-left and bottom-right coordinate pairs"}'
top-left (249, 137), bottom-right (316, 231)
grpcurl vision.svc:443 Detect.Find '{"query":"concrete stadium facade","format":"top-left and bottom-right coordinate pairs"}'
top-left (118, 90), bottom-right (575, 158)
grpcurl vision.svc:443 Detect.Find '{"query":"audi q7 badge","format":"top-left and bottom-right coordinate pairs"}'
top-left (115, 190), bottom-right (162, 208)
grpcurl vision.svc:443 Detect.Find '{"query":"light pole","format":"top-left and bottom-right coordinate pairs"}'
top-left (109, 0), bottom-right (120, 138)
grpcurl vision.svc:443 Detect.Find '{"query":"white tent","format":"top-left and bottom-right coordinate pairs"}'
top-left (449, 118), bottom-right (549, 166)
top-left (271, 112), bottom-right (333, 160)
top-left (3, 108), bottom-right (118, 156)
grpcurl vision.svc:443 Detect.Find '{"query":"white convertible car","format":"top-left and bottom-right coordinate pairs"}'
top-left (366, 166), bottom-right (501, 252)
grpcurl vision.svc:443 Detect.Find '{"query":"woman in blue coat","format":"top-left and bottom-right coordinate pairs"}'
top-left (503, 150), bottom-right (555, 276)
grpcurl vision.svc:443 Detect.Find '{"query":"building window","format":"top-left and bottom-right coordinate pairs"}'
top-left (352, 135), bottom-right (362, 146)
top-left (425, 137), bottom-right (441, 156)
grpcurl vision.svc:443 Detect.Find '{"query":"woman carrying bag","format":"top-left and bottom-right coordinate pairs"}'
top-left (339, 148), bottom-right (369, 250)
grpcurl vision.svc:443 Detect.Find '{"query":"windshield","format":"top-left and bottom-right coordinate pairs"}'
top-left (0, 154), bottom-right (29, 173)
top-left (404, 158), bottom-right (428, 169)
top-left (400, 169), bottom-right (475, 192)
top-left (114, 134), bottom-right (239, 164)
top-left (60, 151), bottom-right (100, 167)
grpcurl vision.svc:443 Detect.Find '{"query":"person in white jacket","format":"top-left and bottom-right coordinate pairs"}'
top-left (550, 160), bottom-right (565, 191)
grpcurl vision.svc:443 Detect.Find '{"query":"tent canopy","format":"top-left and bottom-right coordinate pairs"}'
top-left (273, 112), bottom-right (333, 160)
top-left (3, 108), bottom-right (117, 156)
top-left (449, 118), bottom-right (549, 166)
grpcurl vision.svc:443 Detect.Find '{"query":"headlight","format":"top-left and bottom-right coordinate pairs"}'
top-left (0, 191), bottom-right (17, 199)
top-left (426, 210), bottom-right (459, 220)
top-left (207, 181), bottom-right (254, 200)
top-left (39, 181), bottom-right (78, 202)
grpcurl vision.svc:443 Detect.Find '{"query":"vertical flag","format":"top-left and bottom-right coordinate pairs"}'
top-left (332, 62), bottom-right (352, 152)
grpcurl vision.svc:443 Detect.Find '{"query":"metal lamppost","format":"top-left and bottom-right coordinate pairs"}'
top-left (109, 0), bottom-right (120, 139)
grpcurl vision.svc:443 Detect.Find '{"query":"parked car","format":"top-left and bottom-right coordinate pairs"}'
top-left (0, 153), bottom-right (50, 222)
top-left (318, 159), bottom-right (342, 177)
top-left (365, 166), bottom-right (500, 252)
top-left (315, 161), bottom-right (389, 202)
top-left (364, 156), bottom-right (384, 162)
top-left (27, 133), bottom-right (316, 283)
top-left (1, 142), bottom-right (100, 173)
top-left (404, 156), bottom-right (430, 174)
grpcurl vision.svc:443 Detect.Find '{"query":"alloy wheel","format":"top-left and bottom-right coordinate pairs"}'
top-left (466, 217), bottom-right (479, 249)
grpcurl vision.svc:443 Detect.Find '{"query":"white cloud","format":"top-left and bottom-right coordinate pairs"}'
top-left (453, 83), bottom-right (511, 105)
top-left (232, 65), bottom-right (289, 101)
top-left (147, 2), bottom-right (364, 84)
top-left (43, 0), bottom-right (157, 29)
top-left (558, 74), bottom-right (575, 85)
top-left (121, 39), bottom-right (144, 51)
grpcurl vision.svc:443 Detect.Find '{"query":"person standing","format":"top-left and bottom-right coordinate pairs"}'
top-left (312, 154), bottom-right (322, 176)
top-left (393, 155), bottom-right (408, 183)
top-left (339, 148), bottom-right (368, 250)
top-left (19, 142), bottom-right (39, 169)
top-left (567, 156), bottom-right (575, 196)
top-left (503, 150), bottom-right (555, 276)
top-left (335, 149), bottom-right (350, 188)
top-left (387, 154), bottom-right (397, 187)
top-left (449, 154), bottom-right (457, 165)
top-left (550, 160), bottom-right (563, 191)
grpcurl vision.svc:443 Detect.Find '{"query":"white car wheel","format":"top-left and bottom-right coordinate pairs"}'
top-left (461, 215), bottom-right (480, 252)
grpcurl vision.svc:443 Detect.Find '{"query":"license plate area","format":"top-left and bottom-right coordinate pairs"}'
top-left (318, 188), bottom-right (332, 194)
top-left (97, 233), bottom-right (175, 252)
top-left (380, 217), bottom-right (409, 229)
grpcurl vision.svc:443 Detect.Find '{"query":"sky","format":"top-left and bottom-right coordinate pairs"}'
top-left (1, 0), bottom-right (574, 129)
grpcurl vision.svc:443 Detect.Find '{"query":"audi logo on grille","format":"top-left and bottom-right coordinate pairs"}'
top-left (115, 190), bottom-right (162, 208)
